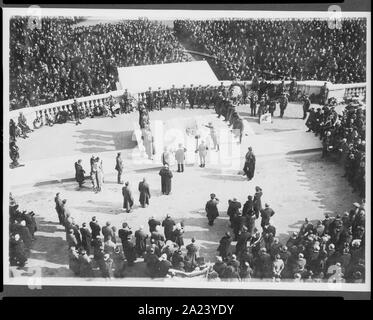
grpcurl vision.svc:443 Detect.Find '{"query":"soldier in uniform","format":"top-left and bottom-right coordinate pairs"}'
top-left (170, 85), bottom-right (178, 109)
top-left (145, 87), bottom-right (154, 111)
top-left (72, 98), bottom-right (82, 125)
top-left (279, 93), bottom-right (288, 118)
top-left (108, 95), bottom-right (117, 118)
top-left (250, 91), bottom-right (258, 116)
top-left (180, 85), bottom-right (187, 109)
top-left (188, 84), bottom-right (196, 109)
top-left (154, 87), bottom-right (162, 111)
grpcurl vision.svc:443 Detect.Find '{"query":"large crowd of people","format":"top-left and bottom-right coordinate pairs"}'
top-left (174, 18), bottom-right (366, 83)
top-left (9, 186), bottom-right (365, 283)
top-left (305, 98), bottom-right (366, 198)
top-left (10, 17), bottom-right (191, 109)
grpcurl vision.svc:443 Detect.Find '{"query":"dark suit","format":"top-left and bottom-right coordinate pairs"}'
top-left (162, 217), bottom-right (176, 241)
top-left (89, 221), bottom-right (101, 239)
top-left (138, 181), bottom-right (151, 207)
top-left (80, 227), bottom-right (92, 255)
top-left (115, 155), bottom-right (124, 184)
top-left (260, 207), bottom-right (275, 228)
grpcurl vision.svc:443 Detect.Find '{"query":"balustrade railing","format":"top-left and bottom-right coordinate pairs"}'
top-left (8, 80), bottom-right (367, 125)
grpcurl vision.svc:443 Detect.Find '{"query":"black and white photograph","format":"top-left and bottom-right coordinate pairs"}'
top-left (2, 5), bottom-right (371, 294)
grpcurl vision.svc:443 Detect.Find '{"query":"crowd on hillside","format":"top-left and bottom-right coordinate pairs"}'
top-left (306, 98), bottom-right (366, 198)
top-left (9, 189), bottom-right (365, 283)
top-left (10, 17), bottom-right (191, 109)
top-left (174, 18), bottom-right (366, 83)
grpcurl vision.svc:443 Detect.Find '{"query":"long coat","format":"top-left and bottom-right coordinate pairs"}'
top-left (74, 162), bottom-right (85, 184)
top-left (253, 191), bottom-right (263, 218)
top-left (159, 167), bottom-right (173, 194)
top-left (217, 235), bottom-right (233, 259)
top-left (162, 217), bottom-right (176, 241)
top-left (205, 199), bottom-right (219, 222)
top-left (172, 228), bottom-right (184, 247)
top-left (80, 227), bottom-right (92, 255)
top-left (138, 181), bottom-right (151, 206)
top-left (89, 221), bottom-right (101, 239)
top-left (243, 151), bottom-right (256, 179)
top-left (122, 186), bottom-right (134, 210)
top-left (135, 229), bottom-right (148, 256)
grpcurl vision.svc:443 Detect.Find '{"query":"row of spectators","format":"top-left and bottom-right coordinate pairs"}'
top-left (10, 186), bottom-right (362, 282)
top-left (174, 18), bottom-right (366, 83)
top-left (10, 17), bottom-right (191, 109)
top-left (9, 193), bottom-right (37, 267)
top-left (306, 98), bottom-right (366, 198)
top-left (214, 190), bottom-right (365, 283)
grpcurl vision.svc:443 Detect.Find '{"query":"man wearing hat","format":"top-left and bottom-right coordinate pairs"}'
top-left (186, 237), bottom-right (199, 266)
top-left (118, 222), bottom-right (132, 249)
top-left (227, 198), bottom-right (242, 226)
top-left (134, 225), bottom-right (148, 257)
top-left (162, 214), bottom-right (176, 241)
top-left (205, 193), bottom-right (220, 226)
top-left (138, 177), bottom-right (151, 208)
top-left (80, 222), bottom-right (92, 255)
top-left (122, 181), bottom-right (134, 213)
top-left (89, 216), bottom-right (101, 239)
top-left (242, 147), bottom-right (256, 180)
top-left (115, 152), bottom-right (124, 184)
top-left (235, 226), bottom-right (251, 257)
top-left (159, 164), bottom-right (173, 195)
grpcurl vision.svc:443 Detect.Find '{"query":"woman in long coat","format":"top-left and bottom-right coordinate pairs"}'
top-left (159, 165), bottom-right (173, 195)
top-left (74, 159), bottom-right (85, 188)
top-left (122, 182), bottom-right (134, 213)
top-left (138, 178), bottom-right (151, 207)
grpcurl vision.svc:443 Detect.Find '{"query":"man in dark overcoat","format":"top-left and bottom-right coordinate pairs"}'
top-left (205, 193), bottom-right (219, 226)
top-left (162, 214), bottom-right (176, 241)
top-left (159, 164), bottom-right (173, 195)
top-left (138, 177), bottom-right (151, 208)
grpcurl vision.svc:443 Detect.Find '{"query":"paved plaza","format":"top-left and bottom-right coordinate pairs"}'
top-left (8, 102), bottom-right (360, 278)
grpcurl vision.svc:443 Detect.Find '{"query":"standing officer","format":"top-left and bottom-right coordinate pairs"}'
top-left (72, 98), bottom-right (82, 125)
top-left (188, 84), bottom-right (196, 109)
top-left (115, 152), bottom-right (124, 184)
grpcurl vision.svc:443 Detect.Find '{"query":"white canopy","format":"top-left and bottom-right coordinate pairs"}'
top-left (117, 60), bottom-right (220, 94)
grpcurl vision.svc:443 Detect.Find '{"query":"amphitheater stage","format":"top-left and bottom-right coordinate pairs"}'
top-left (7, 102), bottom-right (361, 278)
